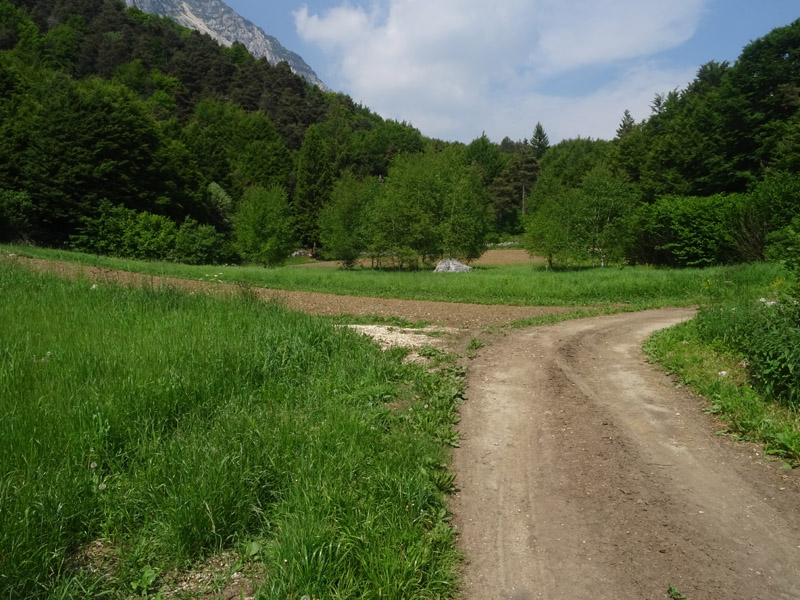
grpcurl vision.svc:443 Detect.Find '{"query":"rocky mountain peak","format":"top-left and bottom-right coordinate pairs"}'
top-left (124, 0), bottom-right (329, 90)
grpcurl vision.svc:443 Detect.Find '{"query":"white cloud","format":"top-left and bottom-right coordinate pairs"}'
top-left (294, 0), bottom-right (709, 142)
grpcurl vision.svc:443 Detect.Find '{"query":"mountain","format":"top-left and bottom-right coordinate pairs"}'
top-left (124, 0), bottom-right (329, 90)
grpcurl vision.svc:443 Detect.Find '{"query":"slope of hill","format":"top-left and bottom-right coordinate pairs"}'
top-left (124, 0), bottom-right (329, 90)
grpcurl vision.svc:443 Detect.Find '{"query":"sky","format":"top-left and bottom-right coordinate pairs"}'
top-left (224, 0), bottom-right (799, 144)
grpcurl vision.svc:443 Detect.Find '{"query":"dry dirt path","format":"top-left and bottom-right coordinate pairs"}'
top-left (451, 308), bottom-right (800, 600)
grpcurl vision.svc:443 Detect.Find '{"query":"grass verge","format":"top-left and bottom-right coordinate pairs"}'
top-left (0, 262), bottom-right (461, 599)
top-left (2, 244), bottom-right (784, 308)
top-left (644, 320), bottom-right (800, 465)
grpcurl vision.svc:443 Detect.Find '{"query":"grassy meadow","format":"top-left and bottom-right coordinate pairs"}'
top-left (1, 244), bottom-right (785, 308)
top-left (2, 245), bottom-right (796, 598)
top-left (0, 263), bottom-right (461, 599)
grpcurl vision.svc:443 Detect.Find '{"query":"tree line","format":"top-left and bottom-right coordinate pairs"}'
top-left (524, 19), bottom-right (800, 269)
top-left (1, 0), bottom-right (798, 270)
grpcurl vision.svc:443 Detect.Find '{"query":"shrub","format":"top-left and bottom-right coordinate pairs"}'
top-left (70, 202), bottom-right (176, 260)
top-left (174, 216), bottom-right (229, 265)
top-left (695, 299), bottom-right (800, 408)
top-left (0, 188), bottom-right (35, 242)
top-left (632, 193), bottom-right (742, 266)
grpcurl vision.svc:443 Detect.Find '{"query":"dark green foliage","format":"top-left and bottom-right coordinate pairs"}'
top-left (695, 300), bottom-right (800, 408)
top-left (69, 202), bottom-right (226, 263)
top-left (173, 216), bottom-right (230, 265)
top-left (2, 0), bottom-right (799, 270)
top-left (530, 122), bottom-right (550, 159)
top-left (1, 72), bottom-right (173, 242)
top-left (233, 185), bottom-right (295, 266)
top-left (69, 202), bottom-right (177, 260)
top-left (730, 173), bottom-right (800, 262)
top-left (257, 60), bottom-right (327, 150)
top-left (631, 194), bottom-right (742, 266)
top-left (615, 109), bottom-right (636, 139)
top-left (466, 133), bottom-right (508, 185)
top-left (349, 117), bottom-right (425, 177)
top-left (318, 171), bottom-right (378, 266)
top-left (369, 146), bottom-right (491, 266)
top-left (0, 188), bottom-right (33, 241)
top-left (488, 145), bottom-right (538, 234)
top-left (181, 98), bottom-right (293, 198)
top-left (293, 124), bottom-right (334, 248)
top-left (537, 137), bottom-right (611, 188)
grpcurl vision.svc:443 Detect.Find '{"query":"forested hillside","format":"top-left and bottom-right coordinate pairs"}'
top-left (1, 0), bottom-right (799, 269)
top-left (525, 19), bottom-right (800, 269)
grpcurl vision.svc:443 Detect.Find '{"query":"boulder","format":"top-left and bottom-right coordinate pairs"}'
top-left (434, 258), bottom-right (473, 273)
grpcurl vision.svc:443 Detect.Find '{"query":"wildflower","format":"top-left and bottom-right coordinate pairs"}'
top-left (718, 371), bottom-right (728, 377)
top-left (90, 284), bottom-right (98, 290)
top-left (98, 483), bottom-right (107, 491)
top-left (89, 462), bottom-right (97, 469)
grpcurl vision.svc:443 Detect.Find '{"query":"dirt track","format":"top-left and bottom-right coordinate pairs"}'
top-left (452, 308), bottom-right (800, 600)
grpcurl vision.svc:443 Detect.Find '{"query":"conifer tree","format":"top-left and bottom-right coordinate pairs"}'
top-left (531, 122), bottom-right (550, 159)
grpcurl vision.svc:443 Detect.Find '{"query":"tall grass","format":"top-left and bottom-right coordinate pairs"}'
top-left (0, 263), bottom-right (461, 598)
top-left (2, 244), bottom-right (783, 307)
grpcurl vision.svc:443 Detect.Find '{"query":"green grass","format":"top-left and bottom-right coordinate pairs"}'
top-left (2, 243), bottom-right (784, 307)
top-left (644, 320), bottom-right (800, 465)
top-left (0, 263), bottom-right (461, 599)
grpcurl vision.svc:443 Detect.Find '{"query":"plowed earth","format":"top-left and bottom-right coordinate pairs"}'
top-left (8, 255), bottom-right (800, 599)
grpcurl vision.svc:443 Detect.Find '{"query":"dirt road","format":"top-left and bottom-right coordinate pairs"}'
top-left (451, 308), bottom-right (800, 600)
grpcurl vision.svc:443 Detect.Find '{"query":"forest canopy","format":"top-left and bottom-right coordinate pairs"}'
top-left (1, 0), bottom-right (799, 269)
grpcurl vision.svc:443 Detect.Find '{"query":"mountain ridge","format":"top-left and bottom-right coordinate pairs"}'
top-left (124, 0), bottom-right (330, 91)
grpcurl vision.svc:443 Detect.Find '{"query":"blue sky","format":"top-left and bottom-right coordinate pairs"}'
top-left (224, 0), bottom-right (798, 144)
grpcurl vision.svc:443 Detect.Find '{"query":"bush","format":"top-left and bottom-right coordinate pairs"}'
top-left (70, 202), bottom-right (176, 260)
top-left (174, 216), bottom-right (229, 265)
top-left (0, 188), bottom-right (35, 242)
top-left (765, 216), bottom-right (800, 295)
top-left (631, 193), bottom-right (743, 266)
top-left (70, 203), bottom-right (229, 264)
top-left (695, 299), bottom-right (800, 408)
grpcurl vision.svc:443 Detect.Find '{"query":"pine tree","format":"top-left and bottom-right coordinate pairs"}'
top-left (531, 122), bottom-right (550, 159)
top-left (615, 109), bottom-right (636, 139)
